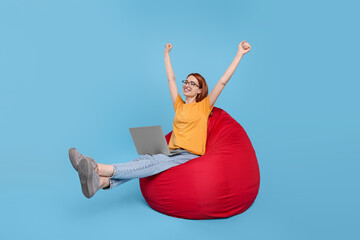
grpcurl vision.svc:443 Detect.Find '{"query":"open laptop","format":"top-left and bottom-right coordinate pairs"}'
top-left (129, 125), bottom-right (187, 156)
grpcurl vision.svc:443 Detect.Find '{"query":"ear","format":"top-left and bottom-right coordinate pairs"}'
top-left (197, 88), bottom-right (202, 94)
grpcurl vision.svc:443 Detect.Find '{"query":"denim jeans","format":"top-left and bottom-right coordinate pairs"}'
top-left (103, 150), bottom-right (200, 190)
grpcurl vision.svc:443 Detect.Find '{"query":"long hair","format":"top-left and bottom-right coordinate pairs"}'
top-left (186, 73), bottom-right (213, 116)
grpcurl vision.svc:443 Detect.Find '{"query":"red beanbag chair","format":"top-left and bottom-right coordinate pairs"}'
top-left (139, 107), bottom-right (260, 219)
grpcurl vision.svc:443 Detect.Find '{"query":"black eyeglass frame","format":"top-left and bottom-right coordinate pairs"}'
top-left (181, 80), bottom-right (201, 88)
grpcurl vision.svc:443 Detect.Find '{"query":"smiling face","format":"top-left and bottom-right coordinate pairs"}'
top-left (183, 75), bottom-right (202, 98)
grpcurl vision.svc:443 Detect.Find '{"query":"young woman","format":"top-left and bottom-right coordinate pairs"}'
top-left (69, 41), bottom-right (251, 198)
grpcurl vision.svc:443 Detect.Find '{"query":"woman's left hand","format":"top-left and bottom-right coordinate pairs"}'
top-left (238, 40), bottom-right (251, 56)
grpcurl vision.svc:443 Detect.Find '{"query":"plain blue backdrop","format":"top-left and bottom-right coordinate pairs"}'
top-left (0, 0), bottom-right (359, 239)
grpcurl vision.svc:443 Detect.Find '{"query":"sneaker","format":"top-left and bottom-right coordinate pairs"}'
top-left (78, 157), bottom-right (100, 198)
top-left (69, 147), bottom-right (97, 172)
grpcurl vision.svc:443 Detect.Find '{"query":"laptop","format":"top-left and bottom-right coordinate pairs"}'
top-left (129, 125), bottom-right (187, 156)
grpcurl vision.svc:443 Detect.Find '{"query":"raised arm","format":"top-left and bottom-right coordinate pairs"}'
top-left (164, 43), bottom-right (178, 105)
top-left (209, 40), bottom-right (251, 107)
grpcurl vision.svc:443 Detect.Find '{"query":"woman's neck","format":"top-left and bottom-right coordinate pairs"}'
top-left (185, 96), bottom-right (197, 104)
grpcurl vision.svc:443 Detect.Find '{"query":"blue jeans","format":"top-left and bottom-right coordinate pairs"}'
top-left (103, 150), bottom-right (200, 190)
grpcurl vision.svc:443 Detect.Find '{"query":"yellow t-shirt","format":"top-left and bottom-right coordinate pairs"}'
top-left (168, 93), bottom-right (214, 156)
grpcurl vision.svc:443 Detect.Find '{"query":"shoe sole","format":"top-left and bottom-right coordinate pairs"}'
top-left (78, 158), bottom-right (95, 198)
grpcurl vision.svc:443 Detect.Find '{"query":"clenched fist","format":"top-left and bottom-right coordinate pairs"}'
top-left (165, 43), bottom-right (173, 53)
top-left (238, 40), bottom-right (251, 55)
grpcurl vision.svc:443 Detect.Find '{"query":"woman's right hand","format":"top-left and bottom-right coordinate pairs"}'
top-left (165, 43), bottom-right (173, 53)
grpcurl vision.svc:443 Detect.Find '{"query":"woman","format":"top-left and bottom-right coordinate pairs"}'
top-left (69, 41), bottom-right (251, 198)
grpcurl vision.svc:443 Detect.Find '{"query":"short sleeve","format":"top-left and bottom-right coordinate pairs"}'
top-left (202, 95), bottom-right (214, 116)
top-left (173, 93), bottom-right (184, 111)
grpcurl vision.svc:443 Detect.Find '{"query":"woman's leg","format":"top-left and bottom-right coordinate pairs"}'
top-left (111, 152), bottom-right (199, 179)
top-left (97, 163), bottom-right (114, 177)
top-left (95, 166), bottom-right (130, 190)
top-left (102, 179), bottom-right (130, 190)
top-left (95, 160), bottom-right (137, 190)
top-left (101, 151), bottom-right (200, 190)
top-left (98, 177), bottom-right (109, 188)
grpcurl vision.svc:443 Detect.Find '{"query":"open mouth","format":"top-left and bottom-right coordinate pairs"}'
top-left (184, 88), bottom-right (191, 92)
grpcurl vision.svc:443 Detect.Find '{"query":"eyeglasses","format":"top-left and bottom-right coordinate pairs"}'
top-left (182, 80), bottom-right (200, 88)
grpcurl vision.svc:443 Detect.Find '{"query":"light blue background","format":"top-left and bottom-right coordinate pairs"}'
top-left (0, 0), bottom-right (359, 239)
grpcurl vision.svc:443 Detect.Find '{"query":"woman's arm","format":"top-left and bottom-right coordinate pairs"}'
top-left (209, 40), bottom-right (251, 107)
top-left (164, 43), bottom-right (178, 105)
